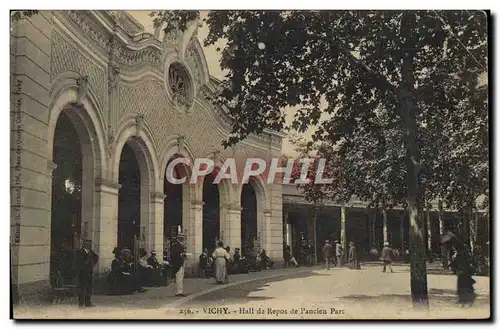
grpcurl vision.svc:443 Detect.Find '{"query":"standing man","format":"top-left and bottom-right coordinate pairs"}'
top-left (170, 235), bottom-right (187, 297)
top-left (322, 240), bottom-right (334, 270)
top-left (348, 241), bottom-right (361, 269)
top-left (335, 240), bottom-right (343, 267)
top-left (75, 239), bottom-right (99, 307)
top-left (381, 242), bottom-right (394, 273)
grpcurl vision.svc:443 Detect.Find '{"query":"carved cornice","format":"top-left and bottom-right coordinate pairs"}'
top-left (95, 178), bottom-right (121, 191)
top-left (65, 11), bottom-right (163, 72)
top-left (191, 200), bottom-right (204, 207)
top-left (151, 192), bottom-right (166, 200)
top-left (47, 161), bottom-right (58, 173)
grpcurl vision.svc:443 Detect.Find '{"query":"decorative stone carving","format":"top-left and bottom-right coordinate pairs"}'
top-left (47, 161), bottom-right (58, 175)
top-left (109, 11), bottom-right (143, 35)
top-left (67, 11), bottom-right (110, 50)
top-left (108, 63), bottom-right (120, 95)
top-left (107, 127), bottom-right (114, 157)
top-left (177, 135), bottom-right (185, 153)
top-left (115, 46), bottom-right (162, 71)
top-left (76, 75), bottom-right (89, 104)
top-left (168, 62), bottom-right (193, 112)
top-left (135, 114), bottom-right (145, 136)
top-left (151, 192), bottom-right (166, 200)
top-left (185, 40), bottom-right (201, 86)
top-left (51, 32), bottom-right (106, 108)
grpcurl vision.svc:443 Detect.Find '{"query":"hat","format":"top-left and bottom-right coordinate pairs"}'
top-left (334, 240), bottom-right (339, 243)
top-left (325, 240), bottom-right (330, 243)
top-left (151, 250), bottom-right (157, 254)
top-left (384, 242), bottom-right (390, 246)
top-left (83, 239), bottom-right (92, 243)
top-left (440, 231), bottom-right (459, 245)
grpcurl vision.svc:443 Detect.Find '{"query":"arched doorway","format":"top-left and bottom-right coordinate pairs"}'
top-left (164, 157), bottom-right (189, 240)
top-left (50, 112), bottom-right (82, 283)
top-left (241, 183), bottom-right (258, 251)
top-left (203, 174), bottom-right (220, 253)
top-left (118, 143), bottom-right (141, 250)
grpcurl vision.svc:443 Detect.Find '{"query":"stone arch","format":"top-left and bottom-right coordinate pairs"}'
top-left (111, 114), bottom-right (160, 251)
top-left (47, 80), bottom-right (107, 254)
top-left (238, 174), bottom-right (269, 248)
top-left (160, 137), bottom-right (196, 248)
top-left (193, 150), bottom-right (237, 250)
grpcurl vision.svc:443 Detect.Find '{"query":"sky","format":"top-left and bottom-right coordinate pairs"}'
top-left (127, 10), bottom-right (305, 157)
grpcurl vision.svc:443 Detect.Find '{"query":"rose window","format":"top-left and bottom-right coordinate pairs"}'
top-left (168, 62), bottom-right (193, 111)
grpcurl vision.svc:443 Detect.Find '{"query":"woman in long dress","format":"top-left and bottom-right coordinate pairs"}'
top-left (212, 241), bottom-right (230, 284)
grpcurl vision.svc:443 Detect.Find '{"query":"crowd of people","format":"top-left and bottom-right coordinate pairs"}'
top-left (198, 243), bottom-right (275, 283)
top-left (52, 228), bottom-right (487, 309)
top-left (107, 246), bottom-right (169, 295)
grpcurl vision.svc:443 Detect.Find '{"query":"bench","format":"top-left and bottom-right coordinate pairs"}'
top-left (50, 271), bottom-right (78, 305)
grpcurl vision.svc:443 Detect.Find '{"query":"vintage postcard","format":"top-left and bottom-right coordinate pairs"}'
top-left (10, 9), bottom-right (490, 320)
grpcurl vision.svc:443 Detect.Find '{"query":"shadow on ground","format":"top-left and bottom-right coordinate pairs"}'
top-left (186, 271), bottom-right (328, 307)
top-left (337, 289), bottom-right (490, 308)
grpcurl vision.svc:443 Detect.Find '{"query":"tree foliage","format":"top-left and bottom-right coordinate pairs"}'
top-left (152, 10), bottom-right (488, 305)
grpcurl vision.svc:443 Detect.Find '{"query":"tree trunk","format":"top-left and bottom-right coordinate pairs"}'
top-left (340, 206), bottom-right (347, 263)
top-left (400, 215), bottom-right (405, 250)
top-left (382, 208), bottom-right (388, 244)
top-left (426, 206), bottom-right (432, 258)
top-left (438, 200), bottom-right (448, 270)
top-left (313, 207), bottom-right (318, 265)
top-left (400, 16), bottom-right (428, 306)
top-left (469, 207), bottom-right (477, 252)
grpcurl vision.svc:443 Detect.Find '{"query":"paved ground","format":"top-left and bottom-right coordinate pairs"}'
top-left (13, 263), bottom-right (490, 320)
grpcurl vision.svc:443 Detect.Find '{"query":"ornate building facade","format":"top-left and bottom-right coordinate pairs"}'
top-left (10, 10), bottom-right (285, 298)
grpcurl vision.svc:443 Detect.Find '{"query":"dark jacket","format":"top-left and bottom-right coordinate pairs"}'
top-left (322, 243), bottom-right (333, 258)
top-left (381, 247), bottom-right (393, 261)
top-left (170, 240), bottom-right (185, 275)
top-left (76, 248), bottom-right (99, 283)
top-left (147, 255), bottom-right (160, 268)
top-left (348, 245), bottom-right (358, 261)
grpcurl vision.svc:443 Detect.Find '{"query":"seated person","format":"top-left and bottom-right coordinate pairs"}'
top-left (233, 248), bottom-right (249, 274)
top-left (144, 250), bottom-right (166, 286)
top-left (284, 246), bottom-right (298, 267)
top-left (138, 248), bottom-right (155, 286)
top-left (199, 249), bottom-right (209, 277)
top-left (108, 248), bottom-right (146, 295)
top-left (245, 246), bottom-right (259, 271)
top-left (260, 249), bottom-right (274, 270)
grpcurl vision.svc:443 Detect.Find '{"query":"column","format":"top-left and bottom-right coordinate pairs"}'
top-left (261, 209), bottom-right (272, 253)
top-left (93, 178), bottom-right (120, 275)
top-left (225, 204), bottom-right (242, 251)
top-left (150, 192), bottom-right (165, 257)
top-left (382, 208), bottom-right (388, 243)
top-left (187, 199), bottom-right (203, 260)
